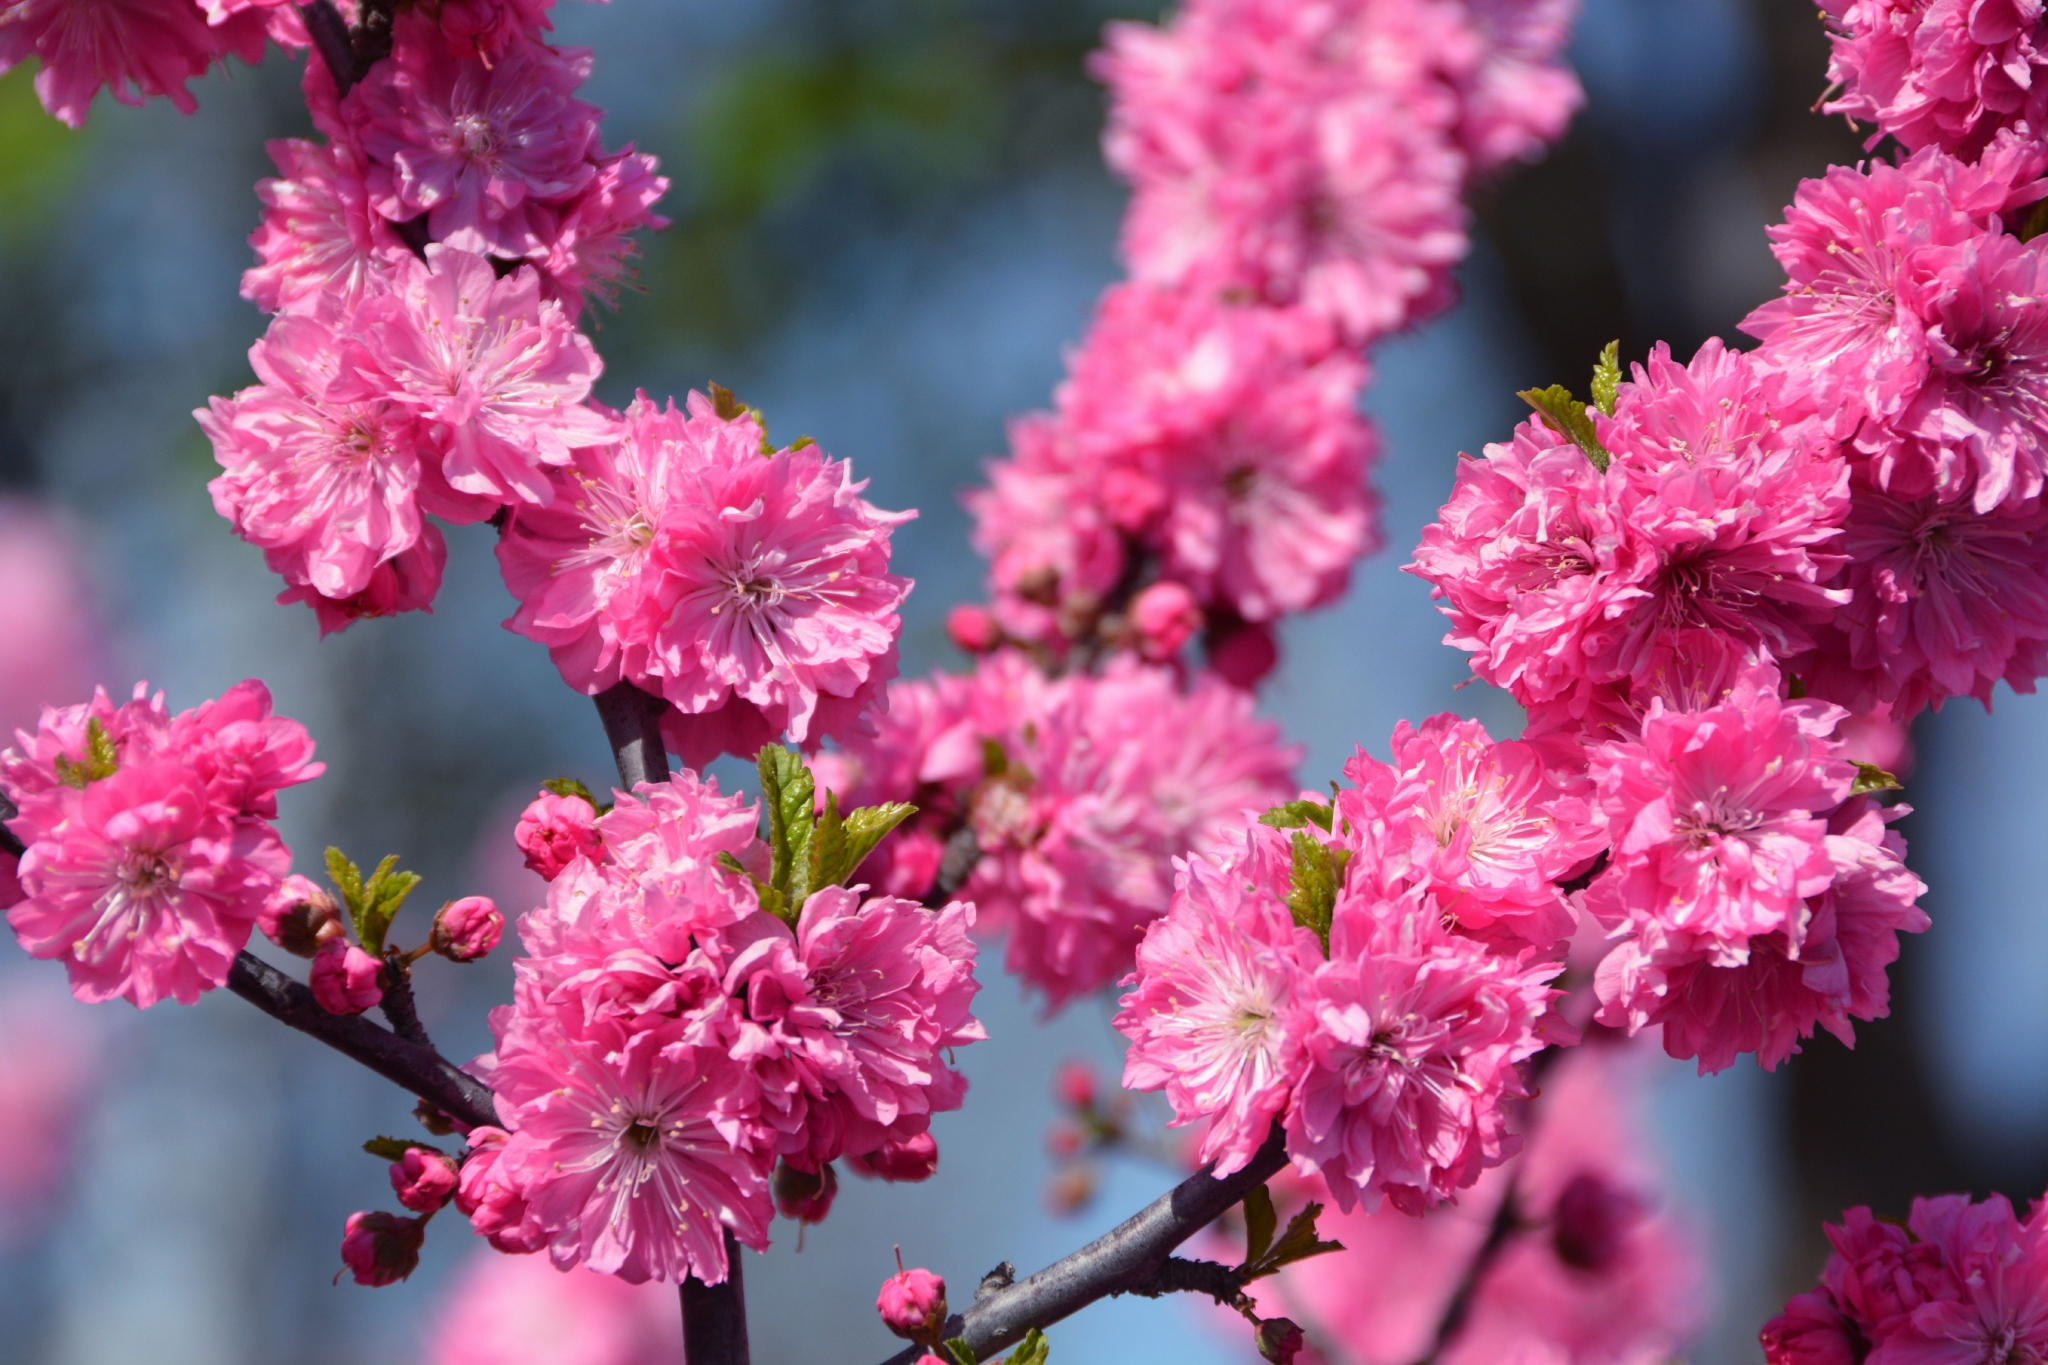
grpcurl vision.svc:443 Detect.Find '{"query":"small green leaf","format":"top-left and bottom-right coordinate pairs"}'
top-left (339, 853), bottom-right (422, 957)
top-left (981, 737), bottom-right (1009, 779)
top-left (757, 746), bottom-right (816, 919)
top-left (1002, 1328), bottom-right (1049, 1365)
top-left (1518, 383), bottom-right (1612, 472)
top-left (1286, 832), bottom-right (1338, 952)
top-left (541, 776), bottom-right (598, 807)
top-left (363, 1136), bottom-right (443, 1162)
top-left (1244, 1202), bottom-right (1345, 1280)
top-left (809, 789), bottom-right (849, 892)
top-left (944, 1337), bottom-right (978, 1365)
top-left (837, 802), bottom-right (916, 885)
top-left (709, 382), bottom-right (748, 422)
top-left (1260, 799), bottom-right (1333, 832)
top-left (1591, 340), bottom-right (1621, 417)
top-left (326, 847), bottom-right (366, 920)
top-left (2023, 199), bottom-right (2048, 242)
top-left (1851, 761), bottom-right (1903, 796)
top-left (54, 717), bottom-right (120, 789)
top-left (1241, 1184), bottom-right (1278, 1267)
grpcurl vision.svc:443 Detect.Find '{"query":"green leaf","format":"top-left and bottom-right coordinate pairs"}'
top-left (757, 746), bottom-right (816, 922)
top-left (980, 737), bottom-right (1008, 779)
top-left (1518, 384), bottom-right (1612, 472)
top-left (709, 381), bottom-right (748, 422)
top-left (1260, 799), bottom-right (1333, 832)
top-left (54, 717), bottom-right (120, 789)
top-left (1851, 761), bottom-right (1903, 796)
top-left (363, 1136), bottom-right (443, 1163)
top-left (1002, 1328), bottom-right (1049, 1365)
top-left (944, 1337), bottom-right (978, 1365)
top-left (809, 788), bottom-right (849, 894)
top-left (1591, 340), bottom-right (1621, 417)
top-left (1243, 1202), bottom-right (1345, 1280)
top-left (2023, 199), bottom-right (2048, 242)
top-left (326, 847), bottom-right (366, 920)
top-left (836, 802), bottom-right (916, 886)
top-left (1286, 832), bottom-right (1339, 952)
top-left (541, 776), bottom-right (598, 807)
top-left (1241, 1184), bottom-right (1278, 1267)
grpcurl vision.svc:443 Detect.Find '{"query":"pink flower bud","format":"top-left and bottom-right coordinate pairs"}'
top-left (877, 1262), bottom-right (948, 1345)
top-left (879, 827), bottom-right (945, 901)
top-left (1550, 1172), bottom-right (1642, 1272)
top-left (845, 1131), bottom-right (939, 1183)
top-left (1046, 1122), bottom-right (1084, 1159)
top-left (456, 1127), bottom-right (543, 1254)
top-left (430, 896), bottom-right (502, 962)
top-left (1207, 619), bottom-right (1279, 689)
top-left (258, 874), bottom-right (344, 958)
top-left (338, 1210), bottom-right (425, 1287)
top-left (946, 604), bottom-right (1001, 654)
top-left (1101, 466), bottom-right (1167, 530)
top-left (1130, 581), bottom-right (1202, 660)
top-left (311, 940), bottom-right (384, 1016)
top-left (1053, 1058), bottom-right (1098, 1110)
top-left (514, 789), bottom-right (603, 881)
top-left (1255, 1317), bottom-right (1305, 1365)
top-left (773, 1160), bottom-right (838, 1225)
top-left (389, 1147), bottom-right (459, 1213)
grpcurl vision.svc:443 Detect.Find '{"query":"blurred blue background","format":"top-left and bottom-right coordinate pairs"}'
top-left (0, 2), bottom-right (2027, 1363)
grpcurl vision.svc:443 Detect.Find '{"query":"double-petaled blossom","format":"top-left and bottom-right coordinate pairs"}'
top-left (1763, 1192), bottom-right (2048, 1365)
top-left (1584, 674), bottom-right (1928, 1073)
top-left (0, 0), bottom-right (270, 129)
top-left (2, 681), bottom-right (317, 1009)
top-left (1821, 0), bottom-right (2048, 158)
top-left (514, 788), bottom-right (604, 881)
top-left (243, 138), bottom-right (408, 319)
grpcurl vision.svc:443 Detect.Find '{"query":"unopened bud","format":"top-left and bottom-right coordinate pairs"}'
top-left (1045, 1122), bottom-right (1084, 1159)
top-left (774, 1160), bottom-right (839, 1225)
top-left (311, 940), bottom-right (384, 1016)
top-left (260, 874), bottom-right (344, 958)
top-left (845, 1131), bottom-right (939, 1183)
top-left (431, 896), bottom-right (503, 962)
top-left (338, 1210), bottom-right (425, 1287)
top-left (1551, 1171), bottom-right (1641, 1272)
top-left (946, 604), bottom-right (1001, 655)
top-left (414, 1099), bottom-right (462, 1137)
top-left (390, 1147), bottom-right (459, 1213)
top-left (1053, 1059), bottom-right (1097, 1111)
top-left (877, 1260), bottom-right (948, 1346)
top-left (1207, 619), bottom-right (1279, 689)
top-left (1254, 1317), bottom-right (1305, 1365)
top-left (1130, 581), bottom-right (1203, 660)
top-left (514, 790), bottom-right (602, 881)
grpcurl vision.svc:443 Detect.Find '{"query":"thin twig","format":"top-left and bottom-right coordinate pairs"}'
top-left (875, 1123), bottom-right (1290, 1365)
top-left (225, 951), bottom-right (499, 1132)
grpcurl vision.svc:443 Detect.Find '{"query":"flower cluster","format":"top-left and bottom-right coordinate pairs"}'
top-left (1821, 0), bottom-right (2048, 159)
top-left (461, 768), bottom-right (983, 1284)
top-left (1, 681), bottom-right (319, 1009)
top-left (1763, 1191), bottom-right (2048, 1365)
top-left (825, 652), bottom-right (1299, 1010)
top-left (961, 0), bottom-right (1580, 669)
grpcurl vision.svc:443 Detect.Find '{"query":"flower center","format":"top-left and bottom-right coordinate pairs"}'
top-left (452, 113), bottom-right (500, 165)
top-left (623, 1119), bottom-right (661, 1151)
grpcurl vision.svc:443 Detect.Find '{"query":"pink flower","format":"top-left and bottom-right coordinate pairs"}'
top-left (1053, 284), bottom-right (1380, 623)
top-left (347, 246), bottom-right (610, 507)
top-left (432, 0), bottom-right (561, 61)
top-left (966, 413), bottom-right (1127, 652)
top-left (1453, 0), bottom-right (1583, 173)
top-left (945, 603), bottom-right (1000, 655)
top-left (455, 1125), bottom-right (544, 1254)
top-left (772, 1160), bottom-right (837, 1224)
top-left (340, 1209), bottom-right (426, 1287)
top-left (424, 1251), bottom-right (683, 1365)
top-left (877, 1264), bottom-right (948, 1343)
top-left (487, 1004), bottom-right (773, 1284)
top-left (1822, 0), bottom-right (2048, 157)
top-left (7, 760), bottom-right (289, 1009)
top-left (0, 0), bottom-right (258, 128)
top-left (1340, 714), bottom-right (1602, 952)
top-left (721, 888), bottom-right (984, 1167)
top-left (537, 147), bottom-right (671, 316)
top-left (1054, 1058), bottom-right (1097, 1111)
top-left (242, 138), bottom-right (407, 318)
top-left (843, 1131), bottom-right (939, 1183)
top-left (1762, 1291), bottom-right (1861, 1365)
top-left (495, 394), bottom-right (703, 695)
top-left (165, 676), bottom-right (323, 820)
top-left (1285, 883), bottom-right (1557, 1213)
top-left (1117, 825), bottom-right (1321, 1177)
top-left (391, 1147), bottom-right (460, 1213)
top-left (346, 13), bottom-right (601, 257)
top-left (581, 772), bottom-right (760, 954)
top-left (276, 525), bottom-right (448, 635)
top-left (514, 789), bottom-right (603, 881)
top-left (1129, 580), bottom-right (1202, 659)
top-left (258, 872), bottom-right (344, 957)
top-left (637, 394), bottom-right (911, 766)
top-left (433, 896), bottom-right (503, 962)
top-left (312, 939), bottom-right (385, 1016)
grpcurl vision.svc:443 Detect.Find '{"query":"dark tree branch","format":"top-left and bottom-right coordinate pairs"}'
top-left (225, 951), bottom-right (499, 1132)
top-left (1411, 1180), bottom-right (1520, 1365)
top-left (377, 953), bottom-right (432, 1048)
top-left (1115, 1255), bottom-right (1248, 1307)
top-left (682, 1233), bottom-right (752, 1365)
top-left (594, 680), bottom-right (671, 789)
top-left (297, 1), bottom-right (358, 95)
top-left (925, 824), bottom-right (981, 907)
top-left (877, 1123), bottom-right (1290, 1365)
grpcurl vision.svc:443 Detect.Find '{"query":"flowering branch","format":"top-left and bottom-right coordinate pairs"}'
top-left (223, 950), bottom-right (500, 1131)
top-left (877, 1124), bottom-right (1290, 1365)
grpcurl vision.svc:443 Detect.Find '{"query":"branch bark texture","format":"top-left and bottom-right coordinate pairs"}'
top-left (878, 1122), bottom-right (1291, 1365)
top-left (225, 951), bottom-right (499, 1131)
top-left (595, 680), bottom-right (672, 789)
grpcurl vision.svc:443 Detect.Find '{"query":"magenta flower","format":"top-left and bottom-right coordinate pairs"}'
top-left (877, 1264), bottom-right (947, 1344)
top-left (243, 138), bottom-right (408, 319)
top-left (1822, 0), bottom-right (2048, 157)
top-left (537, 147), bottom-right (672, 317)
top-left (586, 772), bottom-right (761, 955)
top-left (0, 0), bottom-right (261, 128)
top-left (166, 676), bottom-right (323, 820)
top-left (432, 895), bottom-right (502, 962)
top-left (349, 246), bottom-right (611, 507)
top-left (340, 1209), bottom-right (426, 1287)
top-left (637, 395), bottom-right (911, 766)
top-left (275, 525), bottom-right (447, 636)
top-left (1115, 825), bottom-right (1321, 1177)
top-left (489, 1006), bottom-right (773, 1284)
top-left (1452, 0), bottom-right (1583, 173)
top-left (390, 1147), bottom-right (459, 1213)
top-left (454, 1125), bottom-right (544, 1255)
top-left (514, 787), bottom-right (603, 881)
top-left (7, 761), bottom-right (288, 1008)
top-left (347, 12), bottom-right (601, 257)
top-left (843, 1131), bottom-right (939, 1183)
top-left (312, 939), bottom-right (385, 1015)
